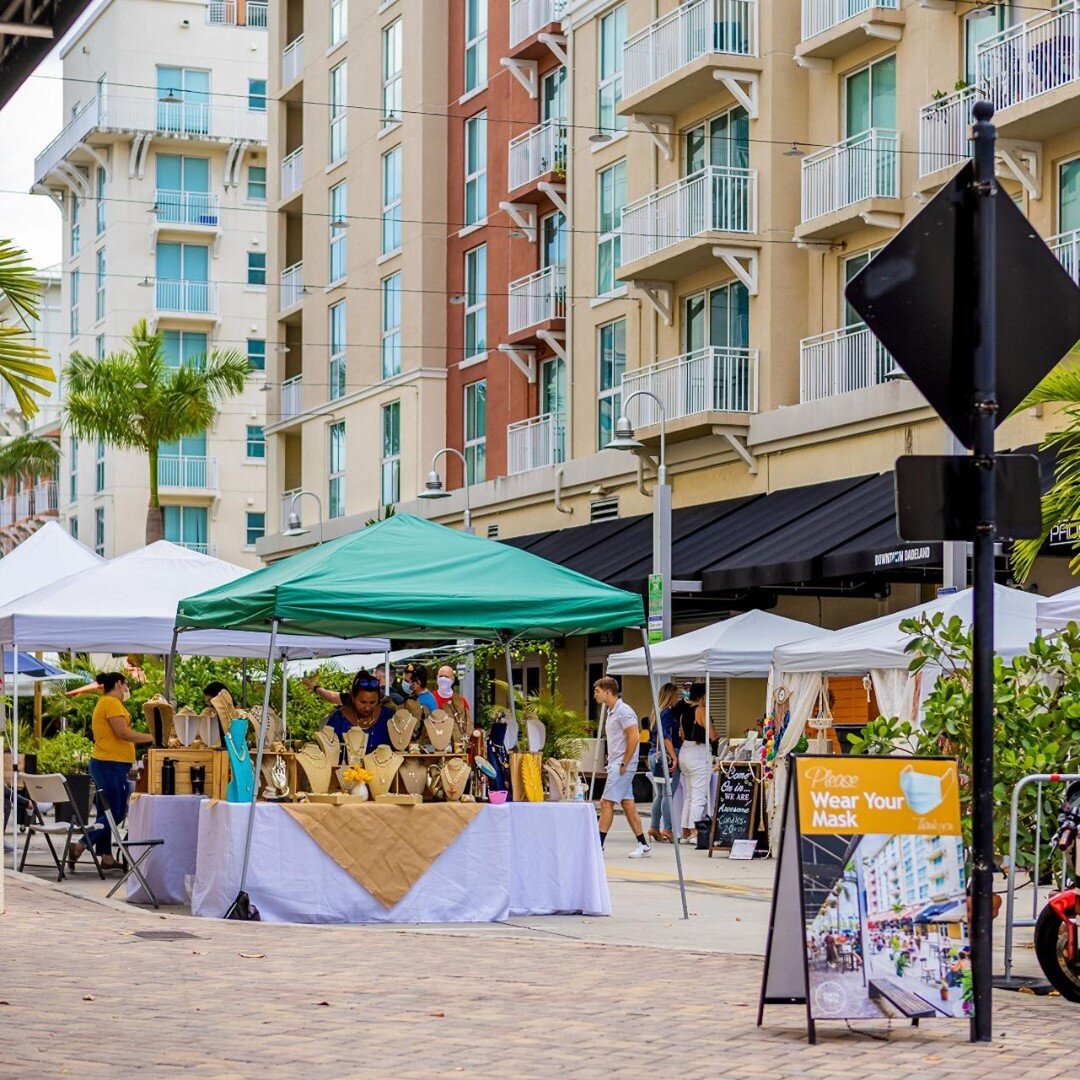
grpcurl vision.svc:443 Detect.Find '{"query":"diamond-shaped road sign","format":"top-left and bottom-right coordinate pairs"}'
top-left (845, 161), bottom-right (1080, 450)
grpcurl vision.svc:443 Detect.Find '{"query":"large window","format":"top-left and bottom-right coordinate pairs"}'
top-left (597, 319), bottom-right (626, 450)
top-left (95, 248), bottom-right (105, 322)
top-left (95, 439), bottom-right (105, 493)
top-left (598, 5), bottom-right (627, 134)
top-left (684, 104), bottom-right (750, 173)
top-left (381, 273), bottom-right (402, 378)
top-left (464, 112), bottom-right (487, 226)
top-left (464, 245), bottom-right (486, 359)
top-left (70, 269), bottom-right (79, 337)
top-left (329, 300), bottom-right (346, 399)
top-left (329, 181), bottom-right (347, 282)
top-left (247, 165), bottom-right (267, 200)
top-left (328, 421), bottom-right (345, 519)
top-left (596, 161), bottom-right (626, 295)
top-left (246, 425), bottom-right (266, 459)
top-left (382, 20), bottom-right (402, 124)
top-left (247, 338), bottom-right (266, 372)
top-left (95, 166), bottom-right (106, 235)
top-left (163, 505), bottom-right (208, 552)
top-left (963, 4), bottom-right (1012, 85)
top-left (464, 380), bottom-right (486, 484)
top-left (70, 195), bottom-right (80, 255)
top-left (69, 438), bottom-right (78, 504)
top-left (382, 145), bottom-right (402, 255)
top-left (329, 62), bottom-right (347, 164)
top-left (464, 0), bottom-right (487, 94)
top-left (163, 330), bottom-right (208, 368)
top-left (94, 506), bottom-right (105, 557)
top-left (844, 54), bottom-right (896, 137)
top-left (381, 401), bottom-right (401, 505)
top-left (330, 0), bottom-right (347, 46)
top-left (156, 66), bottom-right (210, 136)
top-left (684, 281), bottom-right (749, 351)
top-left (246, 511), bottom-right (266, 547)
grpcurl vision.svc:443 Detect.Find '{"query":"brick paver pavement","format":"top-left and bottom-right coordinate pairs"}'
top-left (0, 876), bottom-right (1072, 1079)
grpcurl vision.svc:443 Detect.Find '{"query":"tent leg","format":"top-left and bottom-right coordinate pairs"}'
top-left (10, 644), bottom-right (18, 871)
top-left (640, 626), bottom-right (689, 921)
top-left (280, 658), bottom-right (288, 740)
top-left (164, 628), bottom-right (179, 702)
top-left (503, 643), bottom-right (517, 728)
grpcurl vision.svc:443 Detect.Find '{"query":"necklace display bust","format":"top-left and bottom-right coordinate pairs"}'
top-left (388, 709), bottom-right (417, 751)
top-left (440, 757), bottom-right (471, 802)
top-left (363, 745), bottom-right (403, 797)
top-left (297, 742), bottom-right (333, 794)
top-left (424, 710), bottom-right (453, 752)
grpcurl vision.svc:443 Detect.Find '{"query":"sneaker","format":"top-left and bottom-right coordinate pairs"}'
top-left (628, 842), bottom-right (652, 859)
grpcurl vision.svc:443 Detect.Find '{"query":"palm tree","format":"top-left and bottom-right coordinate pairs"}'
top-left (0, 433), bottom-right (60, 480)
top-left (62, 319), bottom-right (249, 543)
top-left (0, 239), bottom-right (57, 417)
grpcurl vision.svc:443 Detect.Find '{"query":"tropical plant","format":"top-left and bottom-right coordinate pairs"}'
top-left (34, 729), bottom-right (93, 775)
top-left (496, 681), bottom-right (592, 758)
top-left (0, 240), bottom-right (56, 417)
top-left (62, 319), bottom-right (249, 543)
top-left (0, 433), bottom-right (59, 482)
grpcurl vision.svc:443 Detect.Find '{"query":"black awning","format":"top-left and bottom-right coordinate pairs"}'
top-left (501, 513), bottom-right (650, 581)
top-left (0, 1), bottom-right (95, 110)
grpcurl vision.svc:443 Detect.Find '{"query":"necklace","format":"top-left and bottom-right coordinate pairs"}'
top-left (440, 757), bottom-right (471, 801)
top-left (388, 709), bottom-right (416, 751)
top-left (343, 728), bottom-right (367, 765)
top-left (364, 746), bottom-right (402, 795)
top-left (425, 710), bottom-right (452, 751)
top-left (399, 759), bottom-right (427, 795)
top-left (297, 743), bottom-right (332, 794)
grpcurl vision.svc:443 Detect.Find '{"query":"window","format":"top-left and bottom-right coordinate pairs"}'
top-left (684, 105), bottom-right (750, 174)
top-left (464, 245), bottom-right (486, 359)
top-left (95, 439), bottom-right (105, 493)
top-left (596, 161), bottom-right (626, 294)
top-left (329, 300), bottom-right (346, 399)
top-left (247, 338), bottom-right (266, 371)
top-left (541, 210), bottom-right (566, 269)
top-left (329, 181), bottom-right (347, 283)
top-left (70, 269), bottom-right (79, 337)
top-left (330, 0), bottom-right (347, 46)
top-left (95, 166), bottom-right (106, 235)
top-left (95, 335), bottom-right (105, 361)
top-left (541, 65), bottom-right (567, 123)
top-left (247, 251), bottom-right (267, 286)
top-left (95, 248), bottom-right (105, 322)
top-left (382, 20), bottom-right (402, 124)
top-left (329, 62), bottom-right (347, 164)
top-left (246, 511), bottom-right (266, 547)
top-left (598, 5), bottom-right (627, 134)
top-left (381, 273), bottom-right (402, 378)
top-left (69, 516), bottom-right (78, 540)
top-left (94, 506), bottom-right (105, 557)
top-left (163, 330), bottom-right (208, 368)
top-left (464, 112), bottom-right (487, 226)
top-left (464, 380), bottom-right (486, 484)
top-left (843, 247), bottom-right (883, 326)
top-left (684, 281), bottom-right (749, 351)
top-left (381, 145), bottom-right (402, 254)
top-left (328, 421), bottom-right (345, 519)
top-left (464, 0), bottom-right (487, 94)
top-left (541, 356), bottom-right (567, 463)
top-left (69, 438), bottom-right (78, 504)
top-left (381, 401), bottom-right (401, 505)
top-left (597, 319), bottom-right (626, 450)
top-left (246, 425), bottom-right (266, 459)
top-left (1059, 157), bottom-right (1080, 234)
top-left (163, 505), bottom-right (208, 552)
top-left (247, 165), bottom-right (267, 200)
top-left (248, 78), bottom-right (267, 111)
top-left (844, 54), bottom-right (896, 138)
top-left (157, 66), bottom-right (210, 136)
top-left (70, 196), bottom-right (80, 255)
top-left (964, 4), bottom-right (1012, 85)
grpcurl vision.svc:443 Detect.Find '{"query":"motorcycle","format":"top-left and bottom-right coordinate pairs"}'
top-left (1034, 780), bottom-right (1080, 1001)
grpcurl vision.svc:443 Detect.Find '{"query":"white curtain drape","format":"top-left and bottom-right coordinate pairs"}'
top-left (869, 668), bottom-right (922, 727)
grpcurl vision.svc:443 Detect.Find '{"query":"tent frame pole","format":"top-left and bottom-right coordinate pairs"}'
top-left (280, 656), bottom-right (288, 740)
top-left (640, 626), bottom-right (689, 920)
top-left (503, 642), bottom-right (517, 728)
top-left (10, 644), bottom-right (18, 869)
top-left (164, 627), bottom-right (179, 702)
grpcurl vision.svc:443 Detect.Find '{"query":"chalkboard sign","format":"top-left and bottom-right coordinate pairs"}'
top-left (708, 764), bottom-right (759, 851)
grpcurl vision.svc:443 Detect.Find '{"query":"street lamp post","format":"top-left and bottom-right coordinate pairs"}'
top-left (418, 447), bottom-right (474, 534)
top-left (283, 490), bottom-right (325, 543)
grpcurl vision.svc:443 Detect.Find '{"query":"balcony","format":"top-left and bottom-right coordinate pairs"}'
top-left (280, 147), bottom-right (303, 201)
top-left (622, 345), bottom-right (758, 439)
top-left (158, 455), bottom-right (219, 491)
top-left (508, 265), bottom-right (565, 339)
top-left (621, 0), bottom-right (759, 116)
top-left (0, 497), bottom-right (12, 528)
top-left (32, 480), bottom-right (58, 517)
top-left (918, 85), bottom-right (975, 179)
top-left (796, 128), bottom-right (902, 241)
top-left (799, 324), bottom-right (894, 403)
top-left (507, 0), bottom-right (567, 59)
top-left (1050, 229), bottom-right (1080, 286)
top-left (507, 119), bottom-right (565, 199)
top-left (280, 262), bottom-right (304, 312)
top-left (797, 0), bottom-right (903, 64)
top-left (507, 413), bottom-right (565, 474)
top-left (619, 165), bottom-right (757, 281)
top-left (14, 490), bottom-right (32, 520)
top-left (153, 189), bottom-right (220, 228)
top-left (280, 375), bottom-right (303, 420)
top-left (206, 0), bottom-right (268, 27)
top-left (171, 541), bottom-right (218, 556)
top-left (282, 35), bottom-right (305, 87)
top-left (154, 279), bottom-right (219, 318)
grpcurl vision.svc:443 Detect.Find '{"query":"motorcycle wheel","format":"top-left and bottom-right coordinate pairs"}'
top-left (1034, 904), bottom-right (1080, 1002)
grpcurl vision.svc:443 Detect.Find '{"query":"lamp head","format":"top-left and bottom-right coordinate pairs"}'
top-left (282, 510), bottom-right (310, 537)
top-left (606, 415), bottom-right (645, 452)
top-left (882, 362), bottom-right (910, 383)
top-left (418, 471), bottom-right (450, 500)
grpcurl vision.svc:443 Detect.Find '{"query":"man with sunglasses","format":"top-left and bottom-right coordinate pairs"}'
top-left (302, 670), bottom-right (394, 752)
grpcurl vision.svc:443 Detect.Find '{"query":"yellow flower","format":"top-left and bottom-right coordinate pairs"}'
top-left (342, 766), bottom-right (373, 785)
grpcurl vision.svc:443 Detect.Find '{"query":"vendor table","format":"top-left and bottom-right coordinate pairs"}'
top-left (126, 793), bottom-right (206, 905)
top-left (190, 800), bottom-right (609, 924)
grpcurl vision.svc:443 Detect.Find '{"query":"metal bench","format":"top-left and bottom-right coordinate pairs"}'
top-left (868, 978), bottom-right (936, 1025)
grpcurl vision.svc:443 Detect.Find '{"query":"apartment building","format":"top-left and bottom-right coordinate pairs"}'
top-left (31, 0), bottom-right (269, 565)
top-left (0, 269), bottom-right (63, 554)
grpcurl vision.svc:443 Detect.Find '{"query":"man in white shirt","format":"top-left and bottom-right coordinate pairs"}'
top-left (592, 677), bottom-right (650, 859)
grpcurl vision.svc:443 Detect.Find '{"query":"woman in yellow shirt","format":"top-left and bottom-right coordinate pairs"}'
top-left (70, 673), bottom-right (152, 869)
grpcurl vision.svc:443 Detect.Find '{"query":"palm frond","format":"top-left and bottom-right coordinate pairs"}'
top-left (0, 327), bottom-right (56, 418)
top-left (0, 433), bottom-right (59, 480)
top-left (0, 239), bottom-right (42, 322)
top-left (61, 350), bottom-right (144, 450)
top-left (1015, 353), bottom-right (1080, 412)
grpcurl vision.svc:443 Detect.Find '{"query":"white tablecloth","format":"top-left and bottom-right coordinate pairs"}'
top-left (191, 801), bottom-right (609, 924)
top-left (126, 794), bottom-right (206, 905)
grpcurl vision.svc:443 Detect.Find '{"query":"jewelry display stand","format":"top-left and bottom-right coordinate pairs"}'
top-left (398, 758), bottom-right (428, 795)
top-left (439, 758), bottom-right (471, 802)
top-left (342, 728), bottom-right (368, 765)
top-left (423, 710), bottom-right (453, 751)
top-left (314, 726), bottom-right (341, 766)
top-left (224, 718), bottom-right (254, 803)
top-left (296, 742), bottom-right (333, 794)
top-left (363, 746), bottom-right (403, 796)
top-left (388, 709), bottom-right (417, 751)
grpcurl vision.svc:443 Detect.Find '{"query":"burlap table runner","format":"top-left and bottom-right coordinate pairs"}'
top-left (281, 802), bottom-right (483, 908)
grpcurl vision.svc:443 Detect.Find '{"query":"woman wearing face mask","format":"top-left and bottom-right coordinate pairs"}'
top-left (70, 673), bottom-right (152, 869)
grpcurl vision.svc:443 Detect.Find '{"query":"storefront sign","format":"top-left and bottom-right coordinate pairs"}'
top-left (873, 546), bottom-right (932, 568)
top-left (647, 573), bottom-right (663, 644)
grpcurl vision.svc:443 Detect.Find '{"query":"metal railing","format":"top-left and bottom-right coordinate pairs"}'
top-left (509, 0), bottom-right (567, 47)
top-left (507, 412), bottom-right (566, 474)
top-left (173, 540), bottom-right (218, 556)
top-left (508, 265), bottom-right (566, 334)
top-left (14, 490), bottom-right (32, 520)
top-left (624, 0), bottom-right (758, 100)
top-left (280, 262), bottom-right (304, 310)
top-left (32, 480), bottom-right (58, 515)
top-left (801, 128), bottom-right (900, 223)
top-left (282, 34), bottom-right (305, 85)
top-left (155, 279), bottom-right (218, 316)
top-left (206, 0), bottom-right (268, 27)
top-left (802, 0), bottom-right (899, 41)
top-left (978, 1), bottom-right (1080, 113)
top-left (158, 455), bottom-right (218, 489)
top-left (280, 488), bottom-right (301, 530)
top-left (280, 375), bottom-right (303, 419)
top-left (0, 497), bottom-right (13, 528)
top-left (918, 85), bottom-right (976, 177)
top-left (154, 189), bottom-right (220, 226)
top-left (621, 165), bottom-right (757, 265)
top-left (1050, 228), bottom-right (1080, 285)
top-left (508, 118), bottom-right (566, 191)
top-left (622, 345), bottom-right (759, 423)
top-left (280, 146), bottom-right (304, 199)
top-left (799, 323), bottom-right (894, 401)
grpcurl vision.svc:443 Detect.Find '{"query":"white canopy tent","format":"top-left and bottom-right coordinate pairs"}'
top-left (1035, 585), bottom-right (1080, 632)
top-left (0, 521), bottom-right (102, 606)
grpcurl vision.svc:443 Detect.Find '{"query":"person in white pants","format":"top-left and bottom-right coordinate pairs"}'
top-left (678, 683), bottom-right (712, 842)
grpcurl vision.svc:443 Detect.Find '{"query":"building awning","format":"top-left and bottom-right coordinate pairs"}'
top-left (0, 1), bottom-right (96, 110)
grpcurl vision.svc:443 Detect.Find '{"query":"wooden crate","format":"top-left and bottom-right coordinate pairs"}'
top-left (146, 748), bottom-right (228, 800)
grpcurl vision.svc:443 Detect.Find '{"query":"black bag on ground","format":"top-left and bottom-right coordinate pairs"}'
top-left (695, 818), bottom-right (712, 850)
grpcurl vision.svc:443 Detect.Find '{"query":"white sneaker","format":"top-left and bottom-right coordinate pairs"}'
top-left (628, 842), bottom-right (652, 859)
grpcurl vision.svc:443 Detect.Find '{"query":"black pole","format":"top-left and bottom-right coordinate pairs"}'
top-left (969, 99), bottom-right (997, 1044)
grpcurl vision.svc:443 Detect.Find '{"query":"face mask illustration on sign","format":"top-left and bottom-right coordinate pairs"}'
top-left (899, 765), bottom-right (946, 815)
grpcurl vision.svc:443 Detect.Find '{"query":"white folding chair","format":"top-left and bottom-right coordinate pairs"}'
top-left (101, 804), bottom-right (164, 908)
top-left (18, 773), bottom-right (105, 881)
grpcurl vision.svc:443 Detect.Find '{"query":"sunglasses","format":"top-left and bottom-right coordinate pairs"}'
top-left (353, 677), bottom-right (380, 692)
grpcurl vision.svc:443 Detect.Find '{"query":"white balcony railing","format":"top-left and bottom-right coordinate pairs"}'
top-left (508, 118), bottom-right (566, 191)
top-left (799, 324), bottom-right (894, 402)
top-left (15, 490), bottom-right (32, 520)
top-left (978, 2), bottom-right (1080, 113)
top-left (174, 541), bottom-right (218, 556)
top-left (158, 455), bottom-right (219, 489)
top-left (154, 189), bottom-right (220, 226)
top-left (624, 0), bottom-right (758, 100)
top-left (282, 34), bottom-right (305, 85)
top-left (280, 488), bottom-right (301, 530)
top-left (507, 412), bottom-right (566, 474)
top-left (246, 0), bottom-right (268, 28)
top-left (621, 165), bottom-right (757, 265)
top-left (280, 147), bottom-right (303, 200)
top-left (155, 279), bottom-right (218, 316)
top-left (509, 0), bottom-right (567, 47)
top-left (280, 374), bottom-right (303, 419)
top-left (802, 0), bottom-right (899, 41)
top-left (32, 480), bottom-right (58, 516)
top-left (0, 497), bottom-right (13, 528)
top-left (918, 85), bottom-right (976, 177)
top-left (280, 262), bottom-right (304, 310)
top-left (206, 0), bottom-right (267, 27)
top-left (508, 265), bottom-right (566, 334)
top-left (801, 128), bottom-right (899, 223)
top-left (622, 346), bottom-right (759, 424)
top-left (1050, 229), bottom-right (1080, 286)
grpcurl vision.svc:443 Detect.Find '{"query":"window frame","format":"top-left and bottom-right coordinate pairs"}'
top-left (381, 272), bottom-right (402, 378)
top-left (247, 164), bottom-right (267, 201)
top-left (247, 338), bottom-right (266, 371)
top-left (381, 144), bottom-right (402, 255)
top-left (248, 77), bottom-right (267, 112)
top-left (596, 160), bottom-right (626, 296)
top-left (69, 268), bottom-right (79, 338)
top-left (247, 250), bottom-right (267, 287)
top-left (245, 425), bottom-right (266, 460)
top-left (70, 195), bottom-right (80, 256)
top-left (463, 244), bottom-right (487, 360)
top-left (382, 20), bottom-right (402, 125)
top-left (69, 437), bottom-right (78, 505)
top-left (380, 400), bottom-right (401, 506)
top-left (95, 165), bottom-right (106, 235)
top-left (94, 506), bottom-right (105, 557)
top-left (597, 318), bottom-right (626, 451)
top-left (330, 0), bottom-right (348, 47)
top-left (464, 0), bottom-right (488, 95)
top-left (464, 111), bottom-right (487, 226)
top-left (463, 379), bottom-right (487, 485)
top-left (95, 248), bottom-right (105, 322)
top-left (598, 4), bottom-right (627, 134)
top-left (94, 438), bottom-right (105, 493)
top-left (245, 510), bottom-right (266, 547)
top-left (329, 180), bottom-right (347, 283)
top-left (329, 61), bottom-right (348, 164)
top-left (328, 420), bottom-right (346, 519)
top-left (329, 299), bottom-right (347, 400)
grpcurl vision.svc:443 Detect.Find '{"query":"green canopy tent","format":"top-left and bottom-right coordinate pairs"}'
top-left (172, 515), bottom-right (687, 918)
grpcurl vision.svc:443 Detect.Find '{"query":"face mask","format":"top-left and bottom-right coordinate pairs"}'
top-left (402, 680), bottom-right (413, 694)
top-left (682, 691), bottom-right (691, 701)
top-left (121, 687), bottom-right (131, 702)
top-left (437, 676), bottom-right (454, 696)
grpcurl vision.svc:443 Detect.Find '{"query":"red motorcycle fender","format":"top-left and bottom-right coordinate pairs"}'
top-left (1047, 889), bottom-right (1079, 961)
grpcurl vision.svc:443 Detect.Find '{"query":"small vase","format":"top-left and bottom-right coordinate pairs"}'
top-left (351, 782), bottom-right (369, 801)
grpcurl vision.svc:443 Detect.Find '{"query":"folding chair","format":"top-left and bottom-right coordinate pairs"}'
top-left (18, 773), bottom-right (105, 882)
top-left (102, 804), bottom-right (164, 908)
